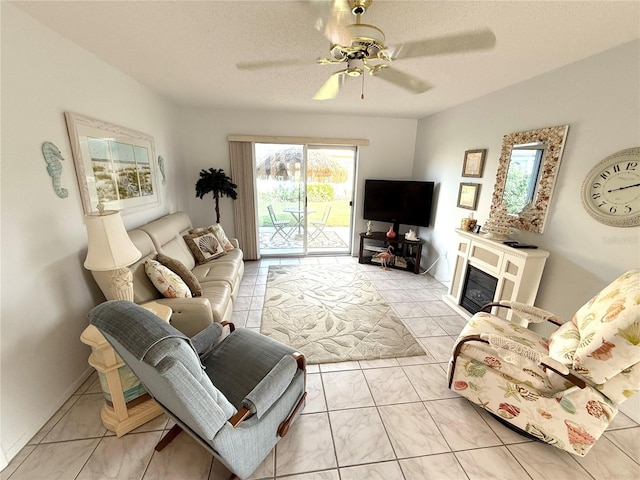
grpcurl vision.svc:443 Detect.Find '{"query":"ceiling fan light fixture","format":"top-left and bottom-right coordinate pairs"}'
top-left (328, 44), bottom-right (347, 61)
top-left (346, 58), bottom-right (364, 76)
top-left (347, 23), bottom-right (385, 46)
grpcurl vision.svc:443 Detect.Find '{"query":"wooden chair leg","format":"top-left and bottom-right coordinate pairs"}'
top-left (155, 424), bottom-right (183, 451)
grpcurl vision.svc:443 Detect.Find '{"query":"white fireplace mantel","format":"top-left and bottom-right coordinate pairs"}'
top-left (443, 229), bottom-right (550, 326)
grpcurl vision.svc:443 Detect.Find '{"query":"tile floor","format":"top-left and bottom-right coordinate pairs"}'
top-left (3, 256), bottom-right (639, 480)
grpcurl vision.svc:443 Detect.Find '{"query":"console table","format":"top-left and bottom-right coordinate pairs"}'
top-left (358, 232), bottom-right (424, 274)
top-left (443, 229), bottom-right (549, 326)
top-left (80, 301), bottom-right (171, 436)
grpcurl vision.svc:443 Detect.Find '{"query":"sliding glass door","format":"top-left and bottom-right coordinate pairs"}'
top-left (255, 143), bottom-right (356, 256)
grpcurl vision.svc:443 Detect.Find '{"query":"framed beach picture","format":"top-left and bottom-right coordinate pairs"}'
top-left (462, 149), bottom-right (487, 178)
top-left (65, 112), bottom-right (160, 215)
top-left (457, 182), bottom-right (481, 210)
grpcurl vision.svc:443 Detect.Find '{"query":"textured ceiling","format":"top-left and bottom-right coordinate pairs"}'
top-left (11, 0), bottom-right (640, 119)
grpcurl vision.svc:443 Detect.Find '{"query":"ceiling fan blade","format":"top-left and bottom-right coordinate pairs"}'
top-left (236, 59), bottom-right (310, 71)
top-left (308, 0), bottom-right (352, 44)
top-left (313, 71), bottom-right (345, 100)
top-left (390, 29), bottom-right (496, 60)
top-left (374, 67), bottom-right (432, 94)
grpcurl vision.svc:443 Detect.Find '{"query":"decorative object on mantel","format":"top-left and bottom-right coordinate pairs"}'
top-left (490, 124), bottom-right (569, 234)
top-left (462, 149), bottom-right (487, 178)
top-left (482, 202), bottom-right (512, 240)
top-left (42, 142), bottom-right (69, 198)
top-left (195, 168), bottom-right (238, 224)
top-left (158, 155), bottom-right (166, 185)
top-left (65, 112), bottom-right (160, 215)
top-left (581, 147), bottom-right (640, 227)
top-left (386, 225), bottom-right (396, 238)
top-left (460, 213), bottom-right (477, 232)
top-left (457, 182), bottom-right (481, 210)
top-left (83, 202), bottom-right (142, 301)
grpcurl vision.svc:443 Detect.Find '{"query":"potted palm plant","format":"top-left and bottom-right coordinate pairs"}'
top-left (195, 168), bottom-right (238, 224)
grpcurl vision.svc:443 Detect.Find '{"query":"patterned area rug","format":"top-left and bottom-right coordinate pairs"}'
top-left (260, 265), bottom-right (425, 364)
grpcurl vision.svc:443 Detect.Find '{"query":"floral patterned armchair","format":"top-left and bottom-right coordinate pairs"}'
top-left (448, 269), bottom-right (639, 456)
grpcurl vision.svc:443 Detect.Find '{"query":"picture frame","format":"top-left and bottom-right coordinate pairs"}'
top-left (457, 182), bottom-right (481, 210)
top-left (65, 112), bottom-right (160, 215)
top-left (462, 149), bottom-right (487, 178)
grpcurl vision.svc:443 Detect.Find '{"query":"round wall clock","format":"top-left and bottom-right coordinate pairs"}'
top-left (581, 147), bottom-right (640, 227)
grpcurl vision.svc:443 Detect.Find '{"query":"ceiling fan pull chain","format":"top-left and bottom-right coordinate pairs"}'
top-left (361, 72), bottom-right (365, 100)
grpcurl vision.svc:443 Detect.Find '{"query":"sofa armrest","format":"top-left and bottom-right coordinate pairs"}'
top-left (152, 297), bottom-right (214, 337)
top-left (229, 238), bottom-right (240, 249)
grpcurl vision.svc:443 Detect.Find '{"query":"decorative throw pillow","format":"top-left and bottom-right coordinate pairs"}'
top-left (144, 259), bottom-right (192, 298)
top-left (183, 231), bottom-right (226, 264)
top-left (156, 253), bottom-right (203, 297)
top-left (209, 223), bottom-right (234, 250)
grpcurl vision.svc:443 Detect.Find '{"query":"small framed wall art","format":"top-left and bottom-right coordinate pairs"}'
top-left (462, 149), bottom-right (487, 178)
top-left (457, 182), bottom-right (481, 210)
top-left (65, 112), bottom-right (160, 214)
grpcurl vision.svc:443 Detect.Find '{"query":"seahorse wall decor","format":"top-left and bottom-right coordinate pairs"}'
top-left (42, 141), bottom-right (69, 198)
top-left (158, 155), bottom-right (166, 185)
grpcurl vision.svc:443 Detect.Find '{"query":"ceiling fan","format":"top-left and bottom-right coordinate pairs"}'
top-left (237, 0), bottom-right (496, 100)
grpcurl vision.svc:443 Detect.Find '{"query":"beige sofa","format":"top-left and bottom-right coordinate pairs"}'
top-left (92, 212), bottom-right (244, 336)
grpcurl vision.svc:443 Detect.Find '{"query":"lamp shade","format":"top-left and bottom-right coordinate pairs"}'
top-left (84, 210), bottom-right (141, 271)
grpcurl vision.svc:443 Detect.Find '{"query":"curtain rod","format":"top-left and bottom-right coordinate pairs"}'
top-left (227, 134), bottom-right (369, 146)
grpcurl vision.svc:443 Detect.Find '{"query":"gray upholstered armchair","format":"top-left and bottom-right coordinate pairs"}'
top-left (89, 300), bottom-right (307, 480)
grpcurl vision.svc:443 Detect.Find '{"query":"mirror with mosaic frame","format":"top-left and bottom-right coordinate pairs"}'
top-left (490, 125), bottom-right (569, 234)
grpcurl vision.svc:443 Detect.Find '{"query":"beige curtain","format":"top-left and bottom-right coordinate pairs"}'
top-left (229, 141), bottom-right (260, 260)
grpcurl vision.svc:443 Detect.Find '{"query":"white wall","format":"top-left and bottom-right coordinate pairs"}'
top-left (177, 108), bottom-right (418, 246)
top-left (0, 4), bottom-right (188, 462)
top-left (413, 40), bottom-right (640, 420)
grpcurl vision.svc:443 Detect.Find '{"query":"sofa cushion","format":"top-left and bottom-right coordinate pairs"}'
top-left (210, 224), bottom-right (234, 250)
top-left (140, 213), bottom-right (196, 270)
top-left (156, 253), bottom-right (203, 297)
top-left (572, 269), bottom-right (640, 384)
top-left (145, 259), bottom-right (192, 298)
top-left (548, 321), bottom-right (580, 366)
top-left (184, 231), bottom-right (226, 264)
top-left (192, 251), bottom-right (243, 286)
top-left (190, 224), bottom-right (234, 250)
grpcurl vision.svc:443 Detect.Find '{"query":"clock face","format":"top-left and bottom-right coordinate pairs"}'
top-left (582, 147), bottom-right (640, 227)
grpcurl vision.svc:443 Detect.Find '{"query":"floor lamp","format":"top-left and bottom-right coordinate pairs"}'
top-left (84, 206), bottom-right (141, 301)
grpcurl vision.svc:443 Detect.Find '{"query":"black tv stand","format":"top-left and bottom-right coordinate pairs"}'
top-left (358, 232), bottom-right (424, 274)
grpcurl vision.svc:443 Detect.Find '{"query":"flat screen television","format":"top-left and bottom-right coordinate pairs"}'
top-left (363, 179), bottom-right (435, 233)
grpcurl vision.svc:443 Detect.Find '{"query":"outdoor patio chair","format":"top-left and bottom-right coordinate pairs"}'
top-left (310, 206), bottom-right (331, 240)
top-left (89, 300), bottom-right (307, 480)
top-left (267, 205), bottom-right (292, 240)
